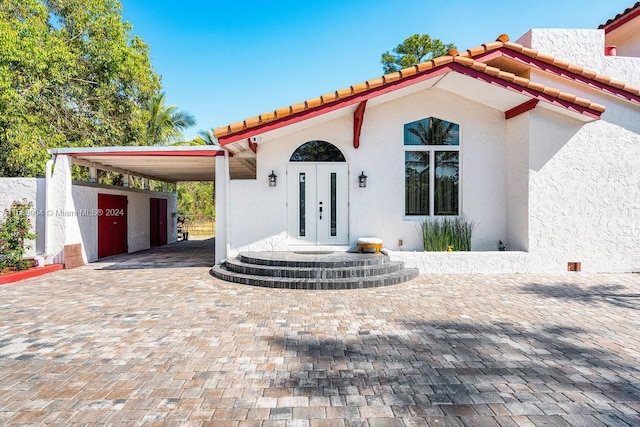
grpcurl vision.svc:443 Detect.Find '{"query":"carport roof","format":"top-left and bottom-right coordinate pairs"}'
top-left (49, 146), bottom-right (225, 182)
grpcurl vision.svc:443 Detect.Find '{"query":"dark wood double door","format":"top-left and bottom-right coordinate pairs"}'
top-left (150, 198), bottom-right (168, 247)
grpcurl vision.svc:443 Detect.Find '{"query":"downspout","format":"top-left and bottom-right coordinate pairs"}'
top-left (224, 149), bottom-right (232, 262)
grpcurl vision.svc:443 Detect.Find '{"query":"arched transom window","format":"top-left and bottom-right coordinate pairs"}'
top-left (289, 140), bottom-right (346, 162)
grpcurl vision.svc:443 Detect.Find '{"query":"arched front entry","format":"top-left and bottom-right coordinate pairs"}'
top-left (287, 141), bottom-right (349, 245)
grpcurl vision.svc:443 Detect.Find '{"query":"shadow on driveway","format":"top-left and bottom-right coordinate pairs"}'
top-left (265, 319), bottom-right (640, 423)
top-left (520, 283), bottom-right (640, 310)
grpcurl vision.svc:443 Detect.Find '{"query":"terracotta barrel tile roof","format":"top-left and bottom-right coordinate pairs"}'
top-left (245, 116), bottom-right (260, 128)
top-left (463, 35), bottom-right (640, 98)
top-left (599, 2), bottom-right (640, 30)
top-left (383, 72), bottom-right (401, 83)
top-left (291, 102), bottom-right (306, 113)
top-left (213, 33), bottom-right (627, 140)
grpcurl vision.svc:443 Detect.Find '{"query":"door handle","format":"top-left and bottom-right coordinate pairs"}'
top-left (319, 201), bottom-right (323, 220)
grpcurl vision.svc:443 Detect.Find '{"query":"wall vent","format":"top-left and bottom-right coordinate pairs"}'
top-left (567, 262), bottom-right (581, 272)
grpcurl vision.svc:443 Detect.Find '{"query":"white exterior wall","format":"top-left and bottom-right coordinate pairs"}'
top-left (527, 109), bottom-right (640, 272)
top-left (227, 88), bottom-right (511, 255)
top-left (505, 114), bottom-right (530, 251)
top-left (70, 183), bottom-right (177, 263)
top-left (0, 178), bottom-right (45, 257)
top-left (215, 155), bottom-right (227, 264)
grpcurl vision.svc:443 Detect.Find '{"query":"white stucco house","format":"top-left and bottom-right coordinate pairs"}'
top-left (210, 7), bottom-right (640, 273)
top-left (3, 4), bottom-right (638, 274)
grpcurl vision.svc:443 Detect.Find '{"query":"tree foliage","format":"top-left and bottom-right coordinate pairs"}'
top-left (381, 34), bottom-right (455, 74)
top-left (0, 0), bottom-right (161, 177)
top-left (192, 129), bottom-right (218, 146)
top-left (177, 182), bottom-right (214, 218)
top-left (145, 92), bottom-right (196, 145)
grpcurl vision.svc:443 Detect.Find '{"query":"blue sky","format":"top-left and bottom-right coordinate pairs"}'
top-left (120, 0), bottom-right (633, 141)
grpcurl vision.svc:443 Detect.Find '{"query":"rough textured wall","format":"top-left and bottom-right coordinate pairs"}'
top-left (528, 109), bottom-right (640, 272)
top-left (522, 29), bottom-right (605, 71)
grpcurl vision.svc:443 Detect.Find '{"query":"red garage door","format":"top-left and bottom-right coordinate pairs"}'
top-left (98, 194), bottom-right (128, 259)
top-left (150, 198), bottom-right (168, 247)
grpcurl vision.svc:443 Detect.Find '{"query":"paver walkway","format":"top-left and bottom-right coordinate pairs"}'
top-left (0, 241), bottom-right (639, 425)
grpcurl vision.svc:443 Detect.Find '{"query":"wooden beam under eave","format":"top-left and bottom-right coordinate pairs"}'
top-left (353, 100), bottom-right (367, 149)
top-left (505, 99), bottom-right (539, 120)
top-left (247, 138), bottom-right (258, 153)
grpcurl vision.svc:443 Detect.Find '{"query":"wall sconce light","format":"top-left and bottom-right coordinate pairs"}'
top-left (358, 171), bottom-right (367, 188)
top-left (268, 170), bottom-right (277, 187)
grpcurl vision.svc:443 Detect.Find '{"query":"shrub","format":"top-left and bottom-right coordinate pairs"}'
top-left (0, 200), bottom-right (36, 271)
top-left (420, 216), bottom-right (475, 252)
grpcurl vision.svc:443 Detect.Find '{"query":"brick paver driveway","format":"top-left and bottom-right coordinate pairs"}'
top-left (1, 240), bottom-right (639, 426)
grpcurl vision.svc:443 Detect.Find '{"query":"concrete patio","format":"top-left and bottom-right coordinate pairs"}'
top-left (0, 239), bottom-right (639, 426)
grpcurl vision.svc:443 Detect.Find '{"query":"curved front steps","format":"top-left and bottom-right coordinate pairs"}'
top-left (210, 251), bottom-right (419, 290)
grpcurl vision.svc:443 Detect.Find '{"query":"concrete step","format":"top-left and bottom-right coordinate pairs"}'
top-left (210, 263), bottom-right (419, 290)
top-left (224, 257), bottom-right (405, 278)
top-left (238, 251), bottom-right (388, 268)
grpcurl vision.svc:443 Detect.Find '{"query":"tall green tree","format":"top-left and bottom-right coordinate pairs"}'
top-left (0, 0), bottom-right (161, 177)
top-left (381, 34), bottom-right (455, 74)
top-left (192, 129), bottom-right (218, 146)
top-left (145, 92), bottom-right (196, 145)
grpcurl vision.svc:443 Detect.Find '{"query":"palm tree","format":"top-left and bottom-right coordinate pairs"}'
top-left (145, 92), bottom-right (196, 145)
top-left (407, 118), bottom-right (457, 146)
top-left (192, 129), bottom-right (219, 146)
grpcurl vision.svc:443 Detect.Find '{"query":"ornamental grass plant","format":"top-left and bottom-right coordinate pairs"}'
top-left (420, 216), bottom-right (475, 252)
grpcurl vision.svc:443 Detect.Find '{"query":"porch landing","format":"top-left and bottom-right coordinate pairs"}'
top-left (211, 251), bottom-right (419, 289)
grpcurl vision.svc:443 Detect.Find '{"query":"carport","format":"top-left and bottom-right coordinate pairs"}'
top-left (44, 145), bottom-right (252, 266)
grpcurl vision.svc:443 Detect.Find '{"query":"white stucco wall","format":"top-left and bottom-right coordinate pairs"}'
top-left (215, 155), bottom-right (227, 264)
top-left (505, 114), bottom-right (529, 251)
top-left (390, 250), bottom-right (529, 274)
top-left (227, 88), bottom-right (512, 255)
top-left (519, 29), bottom-right (606, 71)
top-left (527, 108), bottom-right (640, 272)
top-left (70, 183), bottom-right (177, 262)
top-left (0, 178), bottom-right (45, 257)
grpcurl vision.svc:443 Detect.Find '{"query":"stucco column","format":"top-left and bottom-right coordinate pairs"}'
top-left (214, 154), bottom-right (227, 264)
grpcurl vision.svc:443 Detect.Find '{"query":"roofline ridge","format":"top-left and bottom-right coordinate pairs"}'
top-left (213, 34), bottom-right (619, 140)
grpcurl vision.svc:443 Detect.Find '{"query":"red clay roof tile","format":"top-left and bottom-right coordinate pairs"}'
top-left (290, 102), bottom-right (306, 113)
top-left (245, 116), bottom-right (261, 127)
top-left (213, 33), bottom-right (625, 139)
top-left (383, 72), bottom-right (401, 83)
top-left (306, 97), bottom-right (322, 109)
top-left (399, 66), bottom-right (419, 78)
top-left (599, 2), bottom-right (640, 30)
top-left (367, 77), bottom-right (385, 89)
top-left (351, 82), bottom-right (368, 94)
top-left (275, 107), bottom-right (291, 118)
top-left (415, 61), bottom-right (435, 72)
